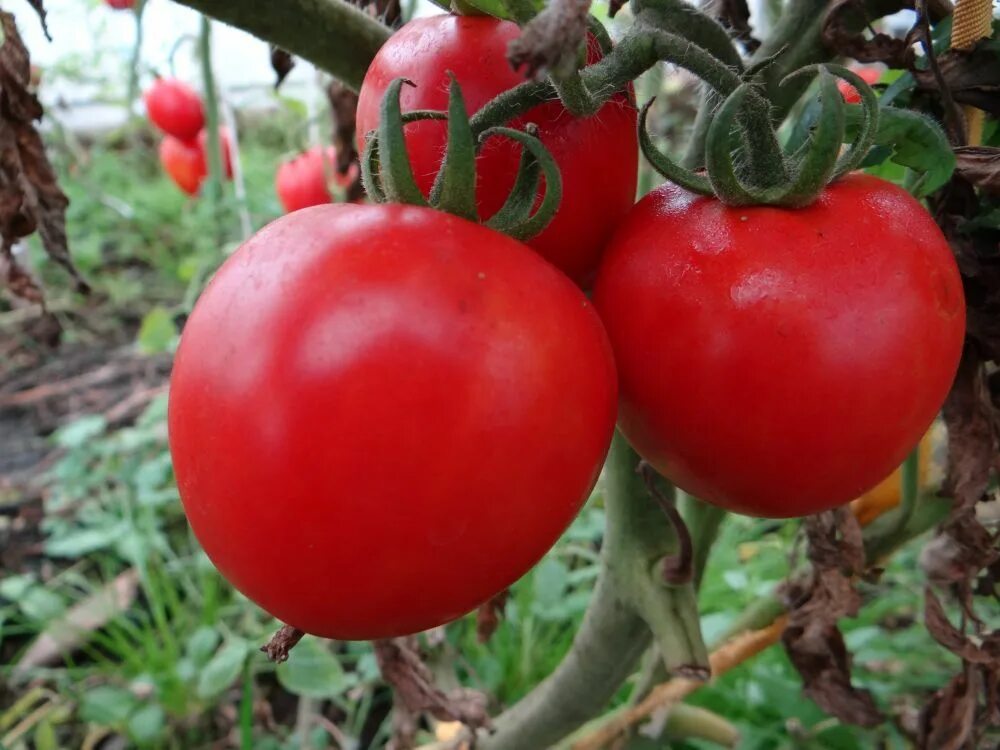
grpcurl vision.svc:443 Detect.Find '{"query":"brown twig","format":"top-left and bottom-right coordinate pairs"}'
top-left (915, 0), bottom-right (967, 146)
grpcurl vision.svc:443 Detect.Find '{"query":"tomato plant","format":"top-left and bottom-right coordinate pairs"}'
top-left (593, 173), bottom-right (965, 518)
top-left (275, 146), bottom-right (356, 213)
top-left (144, 79), bottom-right (206, 142)
top-left (168, 203), bottom-right (617, 639)
top-left (355, 14), bottom-right (639, 286)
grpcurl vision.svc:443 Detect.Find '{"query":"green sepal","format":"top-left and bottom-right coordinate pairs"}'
top-left (638, 97), bottom-right (713, 195)
top-left (777, 67), bottom-right (845, 207)
top-left (483, 126), bottom-right (543, 234)
top-left (704, 85), bottom-right (783, 205)
top-left (822, 64), bottom-right (880, 178)
top-left (428, 73), bottom-right (479, 222)
top-left (377, 78), bottom-right (430, 206)
top-left (359, 132), bottom-right (386, 204)
top-left (482, 125), bottom-right (563, 242)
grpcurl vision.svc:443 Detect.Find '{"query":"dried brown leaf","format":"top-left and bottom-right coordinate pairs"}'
top-left (326, 81), bottom-right (364, 203)
top-left (270, 47), bottom-right (295, 90)
top-left (918, 665), bottom-right (980, 750)
top-left (13, 569), bottom-right (139, 676)
top-left (507, 0), bottom-right (591, 79)
top-left (24, 0), bottom-right (51, 41)
top-left (954, 147), bottom-right (1000, 195)
top-left (716, 0), bottom-right (760, 52)
top-left (913, 41), bottom-right (1000, 119)
top-left (260, 624), bottom-right (305, 662)
top-left (476, 590), bottom-right (509, 644)
top-left (924, 587), bottom-right (1000, 666)
top-left (781, 509), bottom-right (882, 727)
top-left (0, 12), bottom-right (84, 302)
top-left (821, 0), bottom-right (914, 67)
top-left (374, 637), bottom-right (492, 737)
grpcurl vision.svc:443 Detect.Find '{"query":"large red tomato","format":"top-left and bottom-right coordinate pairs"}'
top-left (593, 173), bottom-right (965, 518)
top-left (144, 79), bottom-right (205, 141)
top-left (168, 204), bottom-right (617, 638)
top-left (356, 14), bottom-right (638, 287)
top-left (275, 146), bottom-right (356, 213)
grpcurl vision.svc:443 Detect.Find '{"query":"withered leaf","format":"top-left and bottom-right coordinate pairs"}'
top-left (0, 11), bottom-right (85, 302)
top-left (24, 0), bottom-right (51, 42)
top-left (924, 587), bottom-right (1000, 666)
top-left (476, 589), bottom-right (509, 644)
top-left (507, 0), bottom-right (591, 80)
top-left (374, 637), bottom-right (492, 734)
top-left (918, 665), bottom-right (980, 750)
top-left (914, 41), bottom-right (1000, 119)
top-left (782, 509), bottom-right (883, 727)
top-left (270, 47), bottom-right (295, 90)
top-left (942, 349), bottom-right (997, 512)
top-left (718, 0), bottom-right (760, 52)
top-left (955, 147), bottom-right (1000, 195)
top-left (326, 80), bottom-right (365, 203)
top-left (821, 0), bottom-right (914, 67)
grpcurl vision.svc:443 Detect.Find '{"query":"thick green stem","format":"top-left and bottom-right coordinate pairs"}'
top-left (199, 16), bottom-right (224, 217)
top-left (477, 434), bottom-right (708, 750)
top-left (168, 0), bottom-right (391, 90)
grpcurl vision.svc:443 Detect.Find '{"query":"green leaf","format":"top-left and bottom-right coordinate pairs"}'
top-left (46, 524), bottom-right (129, 558)
top-left (34, 718), bottom-right (58, 750)
top-left (80, 686), bottom-right (138, 726)
top-left (849, 105), bottom-right (955, 196)
top-left (137, 307), bottom-right (177, 354)
top-left (186, 626), bottom-right (221, 666)
top-left (53, 415), bottom-right (107, 448)
top-left (19, 587), bottom-right (66, 622)
top-left (197, 639), bottom-right (249, 698)
top-left (127, 703), bottom-right (165, 745)
top-left (0, 574), bottom-right (35, 601)
top-left (532, 558), bottom-right (569, 608)
top-left (276, 637), bottom-right (353, 698)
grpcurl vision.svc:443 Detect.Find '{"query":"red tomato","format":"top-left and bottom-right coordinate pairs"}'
top-left (197, 128), bottom-right (235, 180)
top-left (160, 130), bottom-right (233, 195)
top-left (159, 136), bottom-right (205, 196)
top-left (275, 146), bottom-right (357, 213)
top-left (104, 0), bottom-right (134, 8)
top-left (356, 14), bottom-right (638, 287)
top-left (838, 67), bottom-right (881, 104)
top-left (168, 204), bottom-right (617, 638)
top-left (593, 173), bottom-right (965, 518)
top-left (144, 79), bottom-right (205, 141)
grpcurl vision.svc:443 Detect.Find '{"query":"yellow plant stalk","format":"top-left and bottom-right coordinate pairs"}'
top-left (950, 0), bottom-right (994, 143)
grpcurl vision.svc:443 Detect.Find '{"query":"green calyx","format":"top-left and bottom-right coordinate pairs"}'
top-left (360, 74), bottom-right (564, 241)
top-left (641, 63), bottom-right (880, 207)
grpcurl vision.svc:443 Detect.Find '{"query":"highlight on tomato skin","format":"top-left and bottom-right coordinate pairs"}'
top-left (593, 172), bottom-right (966, 519)
top-left (355, 13), bottom-right (639, 287)
top-left (167, 203), bottom-right (618, 639)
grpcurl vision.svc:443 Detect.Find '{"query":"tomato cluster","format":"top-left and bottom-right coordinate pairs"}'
top-left (145, 79), bottom-right (233, 196)
top-left (169, 13), bottom-right (966, 639)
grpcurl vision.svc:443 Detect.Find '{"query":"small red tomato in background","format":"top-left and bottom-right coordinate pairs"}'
top-left (159, 129), bottom-right (233, 195)
top-left (144, 79), bottom-right (206, 142)
top-left (159, 136), bottom-right (205, 196)
top-left (168, 204), bottom-right (617, 639)
top-left (838, 66), bottom-right (881, 104)
top-left (356, 14), bottom-right (638, 287)
top-left (197, 128), bottom-right (234, 180)
top-left (593, 173), bottom-right (965, 519)
top-left (104, 0), bottom-right (135, 9)
top-left (275, 146), bottom-right (358, 213)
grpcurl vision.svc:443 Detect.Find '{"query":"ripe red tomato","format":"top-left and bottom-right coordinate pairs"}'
top-left (144, 79), bottom-right (205, 141)
top-left (104, 0), bottom-right (134, 9)
top-left (356, 14), bottom-right (638, 287)
top-left (159, 136), bottom-right (205, 196)
top-left (275, 146), bottom-right (357, 213)
top-left (838, 67), bottom-right (881, 104)
top-left (593, 173), bottom-right (965, 518)
top-left (168, 204), bottom-right (617, 638)
top-left (159, 130), bottom-right (233, 196)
